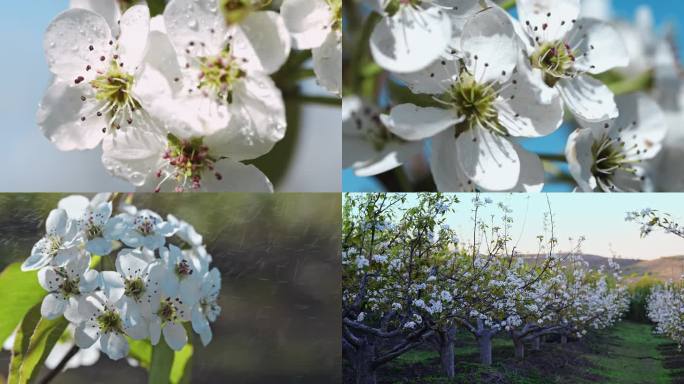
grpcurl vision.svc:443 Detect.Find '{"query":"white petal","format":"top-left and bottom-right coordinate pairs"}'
top-left (100, 332), bottom-right (129, 360)
top-left (496, 65), bottom-right (564, 138)
top-left (199, 161), bottom-right (274, 192)
top-left (212, 74), bottom-right (286, 160)
top-left (149, 317), bottom-right (162, 345)
top-left (75, 323), bottom-right (99, 349)
top-left (163, 0), bottom-right (228, 54)
top-left (116, 5), bottom-right (150, 71)
top-left (370, 7), bottom-right (452, 73)
top-left (102, 128), bottom-right (166, 187)
top-left (140, 31), bottom-right (184, 95)
top-left (64, 297), bottom-right (83, 323)
top-left (569, 18), bottom-right (628, 74)
top-left (233, 11), bottom-right (291, 75)
top-left (37, 80), bottom-right (106, 151)
top-left (38, 267), bottom-right (62, 291)
top-left (517, 0), bottom-right (580, 42)
top-left (347, 139), bottom-right (423, 177)
top-left (455, 128), bottom-right (520, 191)
top-left (46, 209), bottom-right (68, 236)
top-left (565, 128), bottom-right (597, 191)
top-left (86, 238), bottom-right (112, 256)
top-left (100, 271), bottom-right (125, 303)
top-left (58, 195), bottom-right (90, 220)
top-left (384, 104), bottom-right (461, 141)
top-left (69, 0), bottom-right (121, 34)
top-left (43, 8), bottom-right (113, 82)
top-left (430, 130), bottom-right (475, 192)
top-left (116, 249), bottom-right (150, 279)
top-left (461, 6), bottom-right (518, 84)
top-left (394, 58), bottom-right (459, 95)
top-left (281, 0), bottom-right (331, 49)
top-left (163, 322), bottom-right (188, 351)
top-left (503, 144), bottom-right (545, 192)
top-left (79, 269), bottom-right (99, 294)
top-left (41, 294), bottom-right (68, 320)
top-left (557, 75), bottom-right (618, 122)
top-left (312, 31), bottom-right (342, 95)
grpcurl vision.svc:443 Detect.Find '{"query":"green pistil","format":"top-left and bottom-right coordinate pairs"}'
top-left (60, 278), bottom-right (80, 297)
top-left (157, 300), bottom-right (177, 322)
top-left (125, 278), bottom-right (145, 301)
top-left (220, 0), bottom-right (270, 25)
top-left (591, 136), bottom-right (639, 191)
top-left (198, 50), bottom-right (245, 104)
top-left (447, 71), bottom-right (506, 136)
top-left (384, 0), bottom-right (422, 17)
top-left (531, 41), bottom-right (576, 87)
top-left (98, 310), bottom-right (124, 334)
top-left (90, 61), bottom-right (140, 130)
top-left (46, 235), bottom-right (63, 256)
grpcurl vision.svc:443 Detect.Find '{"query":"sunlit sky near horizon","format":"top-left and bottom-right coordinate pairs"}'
top-left (346, 193), bottom-right (684, 260)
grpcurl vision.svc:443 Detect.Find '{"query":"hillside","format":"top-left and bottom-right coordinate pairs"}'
top-left (622, 255), bottom-right (684, 282)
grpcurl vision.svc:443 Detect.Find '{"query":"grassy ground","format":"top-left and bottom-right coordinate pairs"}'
top-left (367, 321), bottom-right (679, 384)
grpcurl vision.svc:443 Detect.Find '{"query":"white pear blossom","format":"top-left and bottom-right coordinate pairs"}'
top-left (566, 93), bottom-right (667, 192)
top-left (149, 295), bottom-right (192, 351)
top-left (38, 254), bottom-right (99, 321)
top-left (78, 202), bottom-right (126, 255)
top-left (75, 290), bottom-right (148, 360)
top-left (383, 7), bottom-right (563, 191)
top-left (343, 96), bottom-right (422, 176)
top-left (120, 209), bottom-right (177, 250)
top-left (22, 209), bottom-right (81, 271)
top-left (514, 0), bottom-right (628, 122)
top-left (157, 245), bottom-right (202, 306)
top-left (37, 5), bottom-right (170, 150)
top-left (281, 0), bottom-right (342, 94)
top-left (191, 268), bottom-right (222, 346)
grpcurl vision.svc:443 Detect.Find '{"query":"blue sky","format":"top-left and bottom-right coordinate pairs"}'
top-left (0, 1), bottom-right (340, 192)
top-left (343, 0), bottom-right (684, 192)
top-left (353, 193), bottom-right (684, 260)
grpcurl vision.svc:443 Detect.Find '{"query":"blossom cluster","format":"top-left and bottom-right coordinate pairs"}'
top-left (39, 0), bottom-right (341, 192)
top-left (344, 0), bottom-right (678, 192)
top-left (20, 194), bottom-right (222, 360)
top-left (647, 284), bottom-right (684, 346)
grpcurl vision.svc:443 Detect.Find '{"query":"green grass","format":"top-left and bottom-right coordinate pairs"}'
top-left (586, 321), bottom-right (670, 384)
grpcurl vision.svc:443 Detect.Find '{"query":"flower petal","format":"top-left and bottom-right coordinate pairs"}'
top-left (455, 128), bottom-right (521, 191)
top-left (69, 0), bottom-right (121, 34)
top-left (45, 209), bottom-right (68, 236)
top-left (281, 0), bottom-right (331, 49)
top-left (149, 317), bottom-right (162, 345)
top-left (517, 0), bottom-right (580, 42)
top-left (312, 31), bottom-right (342, 95)
top-left (233, 11), bottom-right (291, 75)
top-left (116, 4), bottom-right (150, 71)
top-left (41, 293), bottom-right (67, 320)
top-left (75, 323), bottom-right (100, 349)
top-left (100, 332), bottom-right (129, 360)
top-left (503, 144), bottom-right (545, 192)
top-left (565, 128), bottom-right (597, 191)
top-left (86, 238), bottom-right (113, 256)
top-left (430, 130), bottom-right (475, 192)
top-left (163, 0), bottom-right (228, 54)
top-left (394, 58), bottom-right (460, 95)
top-left (37, 80), bottom-right (107, 151)
top-left (100, 271), bottom-right (125, 303)
top-left (198, 160), bottom-right (274, 192)
top-left (568, 18), bottom-right (628, 74)
top-left (461, 6), bottom-right (518, 84)
top-left (102, 128), bottom-right (166, 187)
top-left (384, 104), bottom-right (461, 141)
top-left (163, 322), bottom-right (188, 351)
top-left (370, 7), bottom-right (451, 73)
top-left (43, 8), bottom-right (113, 82)
top-left (557, 75), bottom-right (618, 122)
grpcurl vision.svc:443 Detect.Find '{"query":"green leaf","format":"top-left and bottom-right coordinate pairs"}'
top-left (170, 343), bottom-right (193, 384)
top-left (14, 315), bottom-right (68, 384)
top-left (128, 338), bottom-right (153, 369)
top-left (7, 304), bottom-right (41, 384)
top-left (149, 342), bottom-right (175, 384)
top-left (146, 0), bottom-right (166, 16)
top-left (0, 263), bottom-right (46, 344)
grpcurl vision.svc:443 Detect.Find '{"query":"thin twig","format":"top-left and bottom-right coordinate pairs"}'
top-left (39, 345), bottom-right (79, 384)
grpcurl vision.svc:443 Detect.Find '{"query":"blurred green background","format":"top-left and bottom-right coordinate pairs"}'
top-left (0, 193), bottom-right (341, 384)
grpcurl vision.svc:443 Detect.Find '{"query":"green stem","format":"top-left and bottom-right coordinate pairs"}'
top-left (500, 0), bottom-right (516, 10)
top-left (292, 95), bottom-right (341, 106)
top-left (608, 70), bottom-right (654, 96)
top-left (351, 12), bottom-right (382, 93)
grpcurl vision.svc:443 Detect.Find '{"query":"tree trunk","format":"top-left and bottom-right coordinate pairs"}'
top-left (560, 334), bottom-right (567, 344)
top-left (438, 326), bottom-right (457, 378)
top-left (476, 319), bottom-right (493, 366)
top-left (531, 336), bottom-right (541, 351)
top-left (353, 341), bottom-right (377, 384)
top-left (513, 338), bottom-right (525, 360)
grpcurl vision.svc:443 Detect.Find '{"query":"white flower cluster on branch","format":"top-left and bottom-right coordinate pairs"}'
top-left (38, 0), bottom-right (341, 192)
top-left (647, 284), bottom-right (684, 347)
top-left (344, 0), bottom-right (677, 192)
top-left (20, 194), bottom-right (222, 360)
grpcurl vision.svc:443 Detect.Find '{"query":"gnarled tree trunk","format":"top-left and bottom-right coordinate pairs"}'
top-left (436, 325), bottom-right (457, 378)
top-left (476, 319), bottom-right (494, 366)
top-left (513, 337), bottom-right (525, 360)
top-left (531, 336), bottom-right (541, 351)
top-left (352, 340), bottom-right (377, 384)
